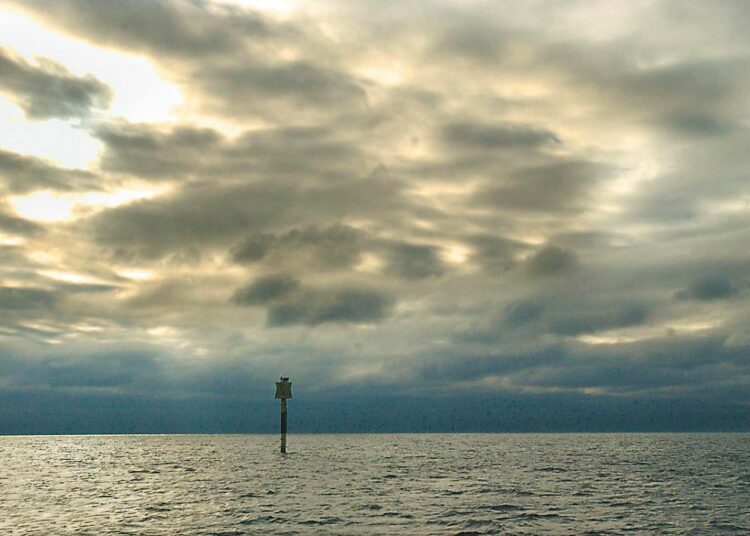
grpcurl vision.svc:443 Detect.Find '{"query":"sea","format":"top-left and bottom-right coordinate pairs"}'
top-left (1, 433), bottom-right (749, 535)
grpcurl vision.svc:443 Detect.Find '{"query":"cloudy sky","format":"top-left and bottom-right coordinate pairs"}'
top-left (1, 0), bottom-right (749, 433)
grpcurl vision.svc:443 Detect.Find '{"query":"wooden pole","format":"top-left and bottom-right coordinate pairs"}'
top-left (280, 397), bottom-right (288, 454)
top-left (275, 377), bottom-right (292, 454)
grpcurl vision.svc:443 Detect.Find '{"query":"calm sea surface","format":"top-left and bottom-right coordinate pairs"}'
top-left (1, 433), bottom-right (749, 535)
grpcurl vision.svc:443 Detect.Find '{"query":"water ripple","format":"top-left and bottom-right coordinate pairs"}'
top-left (0, 433), bottom-right (748, 534)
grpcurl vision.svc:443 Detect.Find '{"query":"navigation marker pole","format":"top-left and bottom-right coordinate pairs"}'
top-left (275, 377), bottom-right (292, 454)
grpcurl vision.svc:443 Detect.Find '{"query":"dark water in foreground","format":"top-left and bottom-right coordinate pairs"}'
top-left (1, 433), bottom-right (749, 535)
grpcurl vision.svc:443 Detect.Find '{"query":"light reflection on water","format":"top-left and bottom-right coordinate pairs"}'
top-left (1, 433), bottom-right (749, 534)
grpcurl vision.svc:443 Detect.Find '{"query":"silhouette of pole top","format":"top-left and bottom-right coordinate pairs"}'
top-left (275, 377), bottom-right (292, 399)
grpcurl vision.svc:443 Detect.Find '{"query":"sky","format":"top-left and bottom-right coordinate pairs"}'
top-left (0, 0), bottom-right (749, 433)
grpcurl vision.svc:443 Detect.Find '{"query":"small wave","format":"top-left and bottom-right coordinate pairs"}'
top-left (474, 486), bottom-right (503, 494)
top-left (479, 504), bottom-right (522, 513)
top-left (299, 516), bottom-right (343, 525)
top-left (709, 523), bottom-right (749, 533)
top-left (608, 501), bottom-right (636, 507)
top-left (537, 466), bottom-right (567, 473)
top-left (512, 512), bottom-right (564, 520)
top-left (376, 511), bottom-right (415, 519)
top-left (238, 515), bottom-right (286, 525)
top-left (145, 505), bottom-right (171, 513)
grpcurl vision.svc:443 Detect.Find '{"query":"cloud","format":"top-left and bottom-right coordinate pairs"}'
top-left (88, 176), bottom-right (402, 259)
top-left (231, 224), bottom-right (365, 271)
top-left (418, 345), bottom-right (567, 384)
top-left (93, 121), bottom-right (374, 183)
top-left (94, 123), bottom-right (222, 180)
top-left (475, 161), bottom-right (608, 214)
top-left (0, 47), bottom-right (110, 119)
top-left (384, 242), bottom-right (445, 280)
top-left (548, 302), bottom-right (649, 336)
top-left (0, 148), bottom-right (98, 193)
top-left (123, 279), bottom-right (196, 311)
top-left (661, 113), bottom-right (737, 138)
top-left (469, 234), bottom-right (528, 274)
top-left (524, 245), bottom-right (578, 276)
top-left (0, 286), bottom-right (56, 310)
top-left (676, 276), bottom-right (738, 301)
top-left (8, 0), bottom-right (363, 121)
top-left (231, 233), bottom-right (275, 264)
top-left (504, 300), bottom-right (544, 326)
top-left (441, 121), bottom-right (559, 151)
top-left (267, 287), bottom-right (392, 327)
top-left (500, 295), bottom-right (651, 337)
top-left (1, 0), bottom-right (750, 432)
top-left (7, 0), bottom-right (271, 58)
top-left (232, 274), bottom-right (300, 306)
top-left (196, 60), bottom-right (368, 120)
top-left (0, 205), bottom-right (42, 236)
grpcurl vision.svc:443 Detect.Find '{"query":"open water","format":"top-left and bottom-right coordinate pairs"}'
top-left (1, 433), bottom-right (749, 534)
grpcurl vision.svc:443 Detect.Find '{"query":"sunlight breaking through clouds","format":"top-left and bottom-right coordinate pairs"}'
top-left (9, 186), bottom-right (169, 223)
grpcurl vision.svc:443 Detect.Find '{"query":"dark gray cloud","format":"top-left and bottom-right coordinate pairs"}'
top-left (524, 245), bottom-right (578, 276)
top-left (232, 274), bottom-right (300, 306)
top-left (41, 352), bottom-right (161, 389)
top-left (661, 113), bottom-right (737, 138)
top-left (197, 60), bottom-right (367, 120)
top-left (548, 302), bottom-right (649, 336)
top-left (53, 281), bottom-right (120, 294)
top-left (676, 276), bottom-right (738, 301)
top-left (500, 295), bottom-right (650, 337)
top-left (384, 242), bottom-right (445, 280)
top-left (516, 334), bottom-right (750, 397)
top-left (430, 19), bottom-right (518, 64)
top-left (475, 161), bottom-right (608, 214)
top-left (0, 205), bottom-right (42, 236)
top-left (504, 300), bottom-right (544, 326)
top-left (267, 287), bottom-right (392, 327)
top-left (95, 123), bottom-right (222, 180)
top-left (88, 176), bottom-right (402, 259)
top-left (0, 148), bottom-right (98, 193)
top-left (94, 122), bottom-right (372, 183)
top-left (0, 344), bottom-right (168, 393)
top-left (0, 47), bottom-right (110, 119)
top-left (231, 233), bottom-right (275, 264)
top-left (418, 345), bottom-right (567, 383)
top-left (469, 234), bottom-right (528, 274)
top-left (231, 224), bottom-right (365, 271)
top-left (7, 0), bottom-right (272, 58)
top-left (441, 121), bottom-right (559, 151)
top-left (0, 286), bottom-right (56, 310)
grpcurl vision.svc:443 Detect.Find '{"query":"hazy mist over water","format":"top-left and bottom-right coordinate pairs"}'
top-left (2, 433), bottom-right (749, 535)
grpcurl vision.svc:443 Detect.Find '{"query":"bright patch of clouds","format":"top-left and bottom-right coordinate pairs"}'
top-left (9, 186), bottom-right (168, 223)
top-left (0, 96), bottom-right (101, 168)
top-left (0, 8), bottom-right (182, 122)
top-left (10, 191), bottom-right (76, 223)
top-left (220, 0), bottom-right (300, 16)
